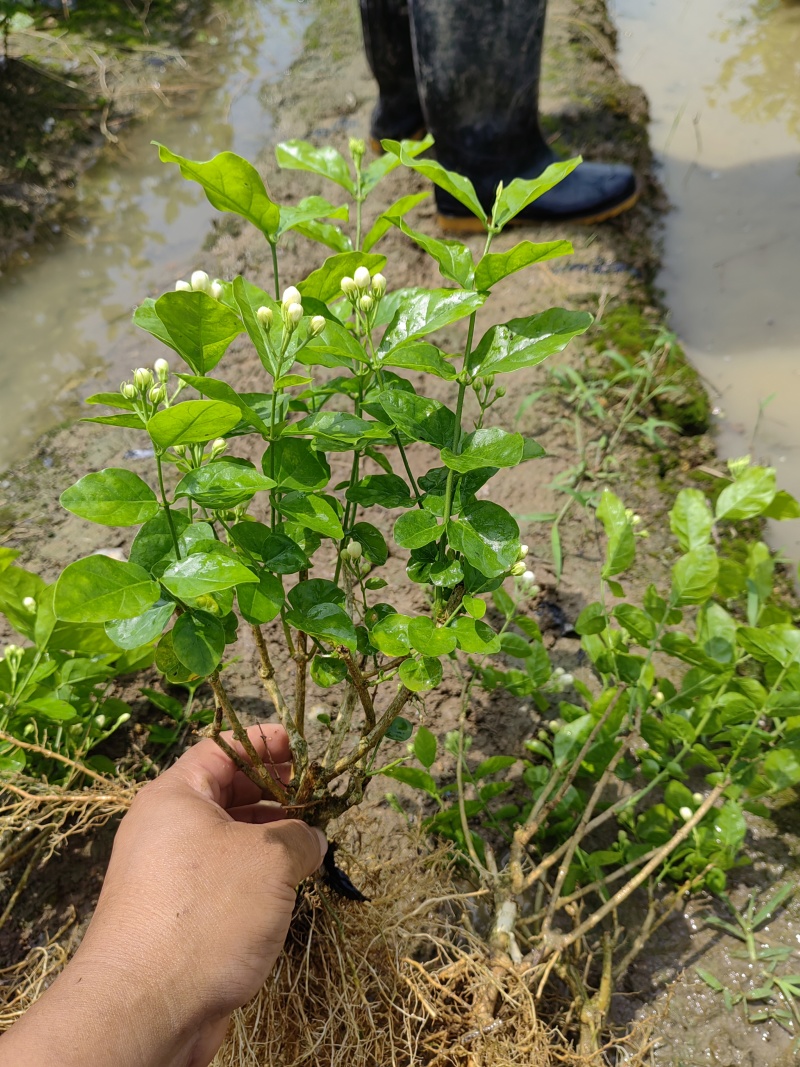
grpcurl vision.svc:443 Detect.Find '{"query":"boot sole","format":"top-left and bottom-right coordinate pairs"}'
top-left (369, 127), bottom-right (427, 154)
top-left (436, 182), bottom-right (641, 233)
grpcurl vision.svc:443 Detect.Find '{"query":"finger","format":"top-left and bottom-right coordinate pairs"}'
top-left (220, 763), bottom-right (293, 810)
top-left (228, 801), bottom-right (289, 824)
top-left (169, 723), bottom-right (292, 807)
top-left (256, 819), bottom-right (328, 885)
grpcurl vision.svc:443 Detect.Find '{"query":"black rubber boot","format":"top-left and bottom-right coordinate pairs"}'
top-left (359, 0), bottom-right (426, 150)
top-left (407, 0), bottom-right (638, 228)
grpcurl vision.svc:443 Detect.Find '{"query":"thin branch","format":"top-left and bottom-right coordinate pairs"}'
top-left (322, 683), bottom-right (357, 771)
top-left (339, 647), bottom-right (376, 731)
top-left (331, 685), bottom-right (413, 778)
top-left (0, 731), bottom-right (113, 788)
top-left (250, 624), bottom-right (307, 762)
top-left (294, 629), bottom-right (309, 739)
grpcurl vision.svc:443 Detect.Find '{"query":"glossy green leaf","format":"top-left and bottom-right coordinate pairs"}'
top-left (672, 546), bottom-right (720, 605)
top-left (287, 579), bottom-right (345, 614)
top-left (408, 616), bottom-right (457, 656)
top-left (346, 473), bottom-right (414, 509)
top-left (379, 341), bottom-right (456, 380)
top-left (361, 134), bottom-right (434, 195)
top-left (492, 159), bottom-right (581, 228)
top-left (292, 217), bottom-right (353, 253)
top-left (105, 599), bottom-right (175, 650)
top-left (161, 551), bottom-right (258, 600)
top-left (379, 390), bottom-right (456, 449)
top-left (147, 400), bottom-right (241, 449)
top-left (298, 251), bottom-right (386, 303)
top-left (449, 616), bottom-right (502, 654)
top-left (474, 239), bottom-right (572, 289)
top-left (441, 427), bottom-right (524, 473)
top-left (262, 438), bottom-right (331, 491)
top-left (229, 524), bottom-right (310, 573)
top-left (471, 309), bottom-right (592, 377)
top-left (275, 141), bottom-right (355, 194)
top-left (362, 191), bottom-right (429, 252)
top-left (176, 374), bottom-right (271, 437)
top-left (414, 725), bottom-right (437, 769)
top-left (447, 500), bottom-right (520, 579)
top-left (310, 654), bottom-right (348, 687)
top-left (301, 318), bottom-right (368, 369)
top-left (154, 291), bottom-right (242, 375)
top-left (236, 571), bottom-right (284, 625)
top-left (670, 488), bottom-right (714, 552)
top-left (155, 143), bottom-right (280, 237)
top-left (85, 391), bottom-right (136, 411)
top-left (289, 410), bottom-right (391, 450)
top-left (715, 465), bottom-right (777, 521)
top-left (378, 288), bottom-right (485, 354)
top-left (394, 510), bottom-right (441, 550)
top-left (462, 595), bottom-right (486, 619)
top-left (350, 522), bottom-right (389, 565)
top-left (388, 217), bottom-right (474, 287)
top-left (83, 413), bottom-right (146, 430)
top-left (382, 763), bottom-right (439, 796)
top-left (597, 490), bottom-right (636, 578)
top-left (278, 492), bottom-right (343, 539)
top-left (175, 461), bottom-right (275, 509)
top-left (381, 139), bottom-right (487, 223)
top-left (370, 613), bottom-right (412, 656)
top-left (399, 655), bottom-right (443, 692)
top-left (172, 611), bottom-right (225, 676)
top-left (275, 195), bottom-right (349, 238)
top-left (130, 510), bottom-right (191, 574)
top-left (60, 468), bottom-right (159, 527)
top-left (54, 556), bottom-right (160, 623)
top-left (231, 276), bottom-right (279, 376)
top-left (285, 602), bottom-right (357, 652)
top-left (763, 490), bottom-right (800, 520)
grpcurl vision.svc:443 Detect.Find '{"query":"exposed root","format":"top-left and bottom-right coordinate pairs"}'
top-left (0, 915), bottom-right (78, 1028)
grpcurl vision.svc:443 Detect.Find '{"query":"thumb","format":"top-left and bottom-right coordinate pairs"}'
top-left (257, 819), bottom-right (328, 888)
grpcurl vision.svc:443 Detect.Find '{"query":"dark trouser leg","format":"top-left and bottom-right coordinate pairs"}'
top-left (408, 0), bottom-right (638, 226)
top-left (359, 0), bottom-right (425, 144)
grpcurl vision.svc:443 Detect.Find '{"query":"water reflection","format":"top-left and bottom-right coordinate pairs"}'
top-left (0, 0), bottom-right (305, 468)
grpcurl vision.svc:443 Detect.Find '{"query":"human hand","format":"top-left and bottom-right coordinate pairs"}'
top-left (0, 723), bottom-right (326, 1067)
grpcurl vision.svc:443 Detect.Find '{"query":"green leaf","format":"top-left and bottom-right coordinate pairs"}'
top-left (310, 655), bottom-right (348, 688)
top-left (147, 400), bottom-right (241, 449)
top-left (292, 218), bottom-right (353, 253)
top-left (176, 374), bottom-right (271, 437)
top-left (161, 551), bottom-right (258, 600)
top-left (596, 490), bottom-right (635, 578)
top-left (394, 510), bottom-right (441, 550)
top-left (362, 191), bottom-right (429, 252)
top-left (237, 571), bottom-right (284, 625)
top-left (175, 461), bottom-right (275, 509)
top-left (379, 341), bottom-right (456, 381)
top-left (275, 194), bottom-right (349, 238)
top-left (474, 239), bottom-right (572, 289)
top-left (575, 602), bottom-right (607, 636)
top-left (715, 465), bottom-right (777, 521)
top-left (60, 468), bottom-right (159, 527)
top-left (471, 309), bottom-right (592, 377)
top-left (712, 801), bottom-right (747, 853)
top-left (172, 611), bottom-right (225, 676)
top-left (379, 390), bottom-right (456, 449)
top-left (301, 318), bottom-right (368, 369)
top-left (672, 547), bottom-right (719, 605)
top-left (664, 779), bottom-right (696, 815)
top-left (447, 500), bottom-right (520, 579)
top-left (298, 251), bottom-right (386, 303)
top-left (670, 488), bottom-right (714, 552)
top-left (229, 524), bottom-right (309, 573)
top-left (83, 413), bottom-right (146, 430)
top-left (285, 602), bottom-right (357, 652)
top-left (288, 579), bottom-right (346, 615)
top-left (388, 217), bottom-right (474, 287)
top-left (154, 143), bottom-right (280, 238)
top-left (229, 276), bottom-right (279, 375)
top-left (347, 473), bottom-right (414, 509)
top-left (154, 291), bottom-right (242, 375)
top-left (370, 613), bottom-right (412, 656)
top-left (763, 490), bottom-right (800, 520)
top-left (278, 492), bottom-right (343, 539)
top-left (462, 595), bottom-right (486, 619)
top-left (23, 697), bottom-right (78, 723)
top-left (378, 289), bottom-right (485, 354)
top-left (441, 427), bottom-right (523, 473)
top-left (399, 656), bottom-right (443, 692)
top-left (262, 439), bottom-right (331, 491)
top-left (85, 391), bottom-right (136, 411)
top-left (762, 748), bottom-right (800, 792)
top-left (54, 556), bottom-right (160, 623)
top-left (408, 616), bottom-right (458, 656)
top-left (382, 764), bottom-right (439, 797)
top-left (289, 410), bottom-right (391, 451)
top-left (350, 522), bottom-right (389, 565)
top-left (492, 159), bottom-right (582, 228)
top-left (381, 139), bottom-right (487, 223)
top-left (414, 725), bottom-right (438, 768)
top-left (474, 755), bottom-right (516, 779)
top-left (275, 140), bottom-right (355, 194)
top-left (105, 599), bottom-right (174, 649)
top-left (361, 134), bottom-right (434, 195)
top-left (450, 616), bottom-right (502, 654)
top-left (130, 510), bottom-right (191, 574)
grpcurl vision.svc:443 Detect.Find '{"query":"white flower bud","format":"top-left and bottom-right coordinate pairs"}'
top-left (210, 438), bottom-right (227, 458)
top-left (518, 544), bottom-right (529, 559)
top-left (561, 673), bottom-right (574, 686)
top-left (309, 315), bottom-right (326, 337)
top-left (133, 367), bottom-right (153, 390)
top-left (653, 691), bottom-right (665, 706)
top-left (553, 667), bottom-right (565, 676)
top-left (340, 276), bottom-right (357, 297)
top-left (281, 285), bottom-right (302, 307)
top-left (510, 561), bottom-right (526, 576)
top-left (679, 806), bottom-right (693, 822)
top-left (190, 270), bottom-right (211, 293)
top-left (345, 541), bottom-right (362, 560)
top-left (371, 272), bottom-right (387, 297)
top-left (354, 266), bottom-right (371, 290)
top-left (210, 280), bottom-right (223, 300)
top-left (521, 569), bottom-right (536, 584)
top-left (175, 279), bottom-right (192, 292)
top-left (148, 384), bottom-right (166, 405)
top-left (172, 444), bottom-right (187, 457)
top-left (692, 792), bottom-right (703, 805)
top-left (286, 302), bottom-right (303, 326)
top-left (22, 597), bottom-right (36, 612)
top-left (120, 381), bottom-right (138, 400)
top-left (256, 305), bottom-right (273, 328)
top-left (359, 294), bottom-right (373, 313)
top-left (154, 358), bottom-right (169, 381)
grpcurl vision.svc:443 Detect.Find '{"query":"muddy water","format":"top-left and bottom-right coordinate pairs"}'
top-left (611, 0), bottom-right (800, 567)
top-left (0, 0), bottom-right (306, 470)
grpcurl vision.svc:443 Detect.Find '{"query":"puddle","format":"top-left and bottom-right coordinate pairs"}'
top-left (0, 0), bottom-right (307, 470)
top-left (611, 0), bottom-right (800, 567)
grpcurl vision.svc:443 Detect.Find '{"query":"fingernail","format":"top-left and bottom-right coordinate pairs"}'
top-left (313, 827), bottom-right (328, 862)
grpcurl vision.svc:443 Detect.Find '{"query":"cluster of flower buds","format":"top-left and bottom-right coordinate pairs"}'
top-left (175, 270), bottom-right (224, 301)
top-left (349, 137), bottom-right (366, 168)
top-left (280, 286), bottom-right (304, 331)
top-left (547, 666), bottom-right (574, 693)
top-left (120, 361), bottom-right (170, 412)
top-left (340, 268), bottom-right (386, 323)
